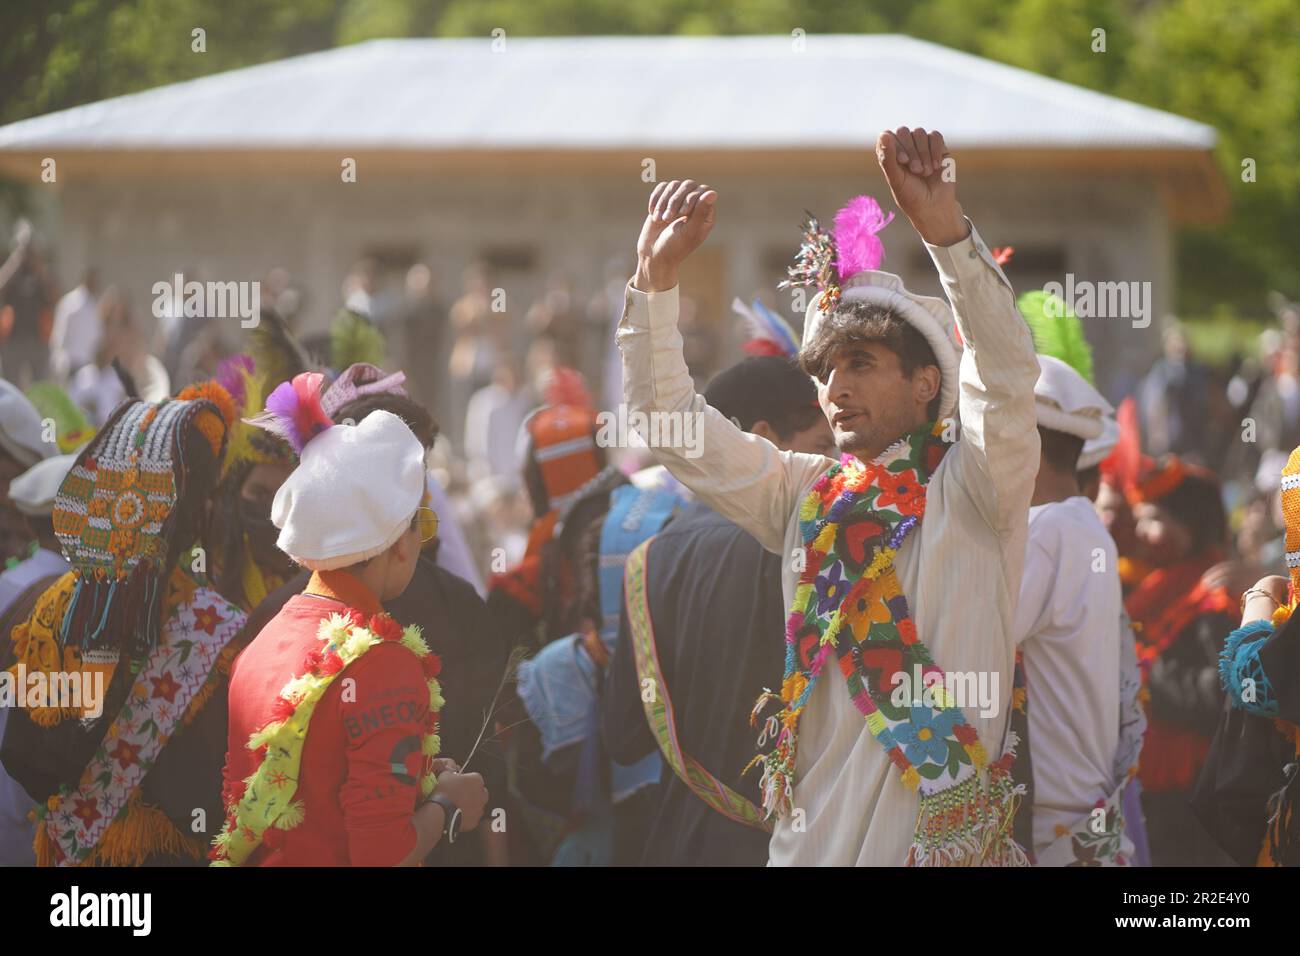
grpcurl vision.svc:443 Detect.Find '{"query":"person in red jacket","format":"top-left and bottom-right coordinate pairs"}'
top-left (215, 372), bottom-right (487, 866)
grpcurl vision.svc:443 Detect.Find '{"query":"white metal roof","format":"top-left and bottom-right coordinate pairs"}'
top-left (0, 34), bottom-right (1217, 152)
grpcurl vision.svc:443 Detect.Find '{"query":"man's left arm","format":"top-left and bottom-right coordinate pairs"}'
top-left (877, 127), bottom-right (1039, 538)
top-left (927, 225), bottom-right (1040, 536)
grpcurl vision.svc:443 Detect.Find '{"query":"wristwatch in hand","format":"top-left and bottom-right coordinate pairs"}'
top-left (430, 793), bottom-right (462, 845)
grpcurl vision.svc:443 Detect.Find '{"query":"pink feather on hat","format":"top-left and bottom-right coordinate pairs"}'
top-left (833, 195), bottom-right (894, 281)
top-left (246, 371), bottom-right (334, 454)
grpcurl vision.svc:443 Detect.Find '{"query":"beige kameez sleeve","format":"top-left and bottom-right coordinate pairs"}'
top-left (925, 225), bottom-right (1041, 547)
top-left (616, 283), bottom-right (833, 555)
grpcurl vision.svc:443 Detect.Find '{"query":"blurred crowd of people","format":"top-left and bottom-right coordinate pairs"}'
top-left (1, 196), bottom-right (1299, 869)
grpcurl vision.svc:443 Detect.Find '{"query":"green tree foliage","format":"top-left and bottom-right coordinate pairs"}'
top-left (1, 0), bottom-right (1295, 313)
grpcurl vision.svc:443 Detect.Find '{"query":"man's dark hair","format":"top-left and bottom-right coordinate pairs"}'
top-left (770, 403), bottom-right (827, 441)
top-left (169, 418), bottom-right (221, 560)
top-left (1155, 470), bottom-right (1228, 555)
top-left (798, 299), bottom-right (942, 420)
top-left (1038, 427), bottom-right (1085, 474)
top-left (1077, 464), bottom-right (1101, 494)
top-left (334, 393), bottom-right (438, 451)
top-left (704, 355), bottom-right (821, 439)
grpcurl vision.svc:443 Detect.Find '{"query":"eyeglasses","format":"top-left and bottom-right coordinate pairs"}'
top-left (413, 506), bottom-right (439, 544)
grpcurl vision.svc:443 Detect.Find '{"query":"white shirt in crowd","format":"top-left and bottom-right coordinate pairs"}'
top-left (425, 472), bottom-right (485, 597)
top-left (464, 382), bottom-right (533, 481)
top-left (1013, 496), bottom-right (1121, 855)
top-left (48, 284), bottom-right (101, 383)
top-left (618, 222), bottom-right (1040, 865)
top-left (69, 357), bottom-right (170, 426)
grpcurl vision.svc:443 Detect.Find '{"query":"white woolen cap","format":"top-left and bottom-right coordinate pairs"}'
top-left (0, 379), bottom-right (54, 468)
top-left (271, 410), bottom-right (426, 570)
top-left (1078, 414), bottom-right (1119, 471)
top-left (9, 453), bottom-right (77, 517)
top-left (802, 271), bottom-right (961, 419)
top-left (1033, 354), bottom-right (1112, 442)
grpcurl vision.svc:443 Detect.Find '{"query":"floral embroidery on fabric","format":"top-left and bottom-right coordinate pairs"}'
top-left (746, 420), bottom-right (1028, 866)
top-left (37, 581), bottom-right (244, 866)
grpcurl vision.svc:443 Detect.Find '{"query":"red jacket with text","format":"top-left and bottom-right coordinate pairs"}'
top-left (222, 572), bottom-right (428, 866)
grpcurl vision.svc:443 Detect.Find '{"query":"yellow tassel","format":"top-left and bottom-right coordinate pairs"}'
top-left (182, 673), bottom-right (219, 727)
top-left (239, 537), bottom-right (271, 610)
top-left (401, 628), bottom-right (430, 656)
top-left (901, 766), bottom-right (921, 790)
top-left (317, 613), bottom-right (350, 645)
top-left (37, 794), bottom-right (200, 867)
top-left (84, 795), bottom-right (201, 867)
top-left (247, 720), bottom-right (286, 751)
top-left (274, 800), bottom-right (305, 830)
top-left (341, 628), bottom-right (375, 659)
top-left (34, 821), bottom-right (54, 866)
top-left (1273, 602), bottom-right (1294, 627)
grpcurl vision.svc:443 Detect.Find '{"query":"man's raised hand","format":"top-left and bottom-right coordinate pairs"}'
top-left (633, 179), bottom-right (717, 293)
top-left (876, 128), bottom-right (969, 247)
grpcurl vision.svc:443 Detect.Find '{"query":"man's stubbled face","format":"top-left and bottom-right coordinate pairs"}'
top-left (815, 343), bottom-right (932, 460)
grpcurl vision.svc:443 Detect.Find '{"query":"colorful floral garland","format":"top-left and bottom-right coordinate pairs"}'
top-left (210, 608), bottom-right (442, 866)
top-left (746, 420), bottom-right (1026, 865)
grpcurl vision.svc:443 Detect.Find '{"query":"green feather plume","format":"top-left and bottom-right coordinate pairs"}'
top-left (24, 380), bottom-right (93, 452)
top-left (248, 308), bottom-right (314, 391)
top-left (1017, 290), bottom-right (1095, 384)
top-left (329, 309), bottom-right (386, 371)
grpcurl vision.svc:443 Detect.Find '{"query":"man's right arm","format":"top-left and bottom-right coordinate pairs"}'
top-left (617, 180), bottom-right (831, 554)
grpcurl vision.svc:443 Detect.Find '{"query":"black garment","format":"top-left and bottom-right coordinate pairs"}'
top-left (243, 556), bottom-right (508, 866)
top-left (1194, 609), bottom-right (1300, 865)
top-left (1, 635), bottom-right (229, 866)
top-left (1147, 610), bottom-right (1235, 739)
top-left (1141, 608), bottom-right (1238, 866)
top-left (1192, 699), bottom-right (1291, 866)
top-left (603, 502), bottom-right (784, 866)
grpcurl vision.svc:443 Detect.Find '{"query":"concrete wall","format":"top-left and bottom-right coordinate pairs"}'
top-left (44, 155), bottom-right (1169, 405)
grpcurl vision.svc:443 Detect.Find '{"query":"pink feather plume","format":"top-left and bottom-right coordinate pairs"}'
top-left (215, 354), bottom-right (254, 412)
top-left (246, 370), bottom-right (333, 454)
top-left (833, 195), bottom-right (894, 281)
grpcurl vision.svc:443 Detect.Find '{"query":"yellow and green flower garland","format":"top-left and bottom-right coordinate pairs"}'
top-left (210, 608), bottom-right (442, 866)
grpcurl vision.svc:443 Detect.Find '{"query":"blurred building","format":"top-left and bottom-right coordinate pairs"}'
top-left (0, 34), bottom-right (1225, 400)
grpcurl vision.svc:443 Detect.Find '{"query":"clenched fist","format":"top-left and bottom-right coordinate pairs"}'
top-left (633, 179), bottom-right (717, 293)
top-left (436, 769), bottom-right (489, 831)
top-left (876, 128), bottom-right (969, 247)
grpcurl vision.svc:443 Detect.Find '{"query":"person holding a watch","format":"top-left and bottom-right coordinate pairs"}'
top-left (1194, 447), bottom-right (1300, 867)
top-left (421, 759), bottom-right (482, 850)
